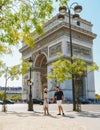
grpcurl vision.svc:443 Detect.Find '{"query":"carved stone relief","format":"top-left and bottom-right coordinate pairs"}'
top-left (49, 42), bottom-right (62, 57)
top-left (67, 43), bottom-right (92, 58)
top-left (22, 24), bottom-right (93, 58)
top-left (35, 29), bottom-right (65, 48)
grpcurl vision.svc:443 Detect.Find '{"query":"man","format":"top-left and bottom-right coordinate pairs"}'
top-left (54, 86), bottom-right (64, 115)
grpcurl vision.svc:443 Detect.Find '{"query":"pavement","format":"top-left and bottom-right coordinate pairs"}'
top-left (0, 104), bottom-right (100, 130)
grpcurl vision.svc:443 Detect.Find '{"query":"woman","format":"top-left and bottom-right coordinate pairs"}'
top-left (43, 88), bottom-right (49, 115)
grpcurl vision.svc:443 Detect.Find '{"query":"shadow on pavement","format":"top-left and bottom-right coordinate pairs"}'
top-left (76, 111), bottom-right (100, 118)
top-left (63, 114), bottom-right (75, 118)
top-left (35, 111), bottom-right (57, 118)
top-left (0, 111), bottom-right (41, 117)
top-left (0, 111), bottom-right (58, 118)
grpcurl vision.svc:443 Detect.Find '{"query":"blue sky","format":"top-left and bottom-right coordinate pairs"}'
top-left (0, 0), bottom-right (100, 94)
top-left (76, 0), bottom-right (100, 94)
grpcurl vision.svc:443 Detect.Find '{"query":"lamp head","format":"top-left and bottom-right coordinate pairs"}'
top-left (28, 57), bottom-right (33, 67)
top-left (73, 14), bottom-right (80, 20)
top-left (27, 79), bottom-right (33, 86)
top-left (59, 6), bottom-right (67, 14)
top-left (29, 57), bottom-right (33, 63)
top-left (74, 5), bottom-right (82, 13)
top-left (58, 14), bottom-right (65, 21)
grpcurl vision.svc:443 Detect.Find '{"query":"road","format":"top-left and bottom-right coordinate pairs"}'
top-left (0, 103), bottom-right (100, 130)
top-left (0, 103), bottom-right (100, 113)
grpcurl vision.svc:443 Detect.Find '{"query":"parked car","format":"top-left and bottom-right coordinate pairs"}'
top-left (33, 98), bottom-right (43, 105)
top-left (87, 98), bottom-right (95, 104)
top-left (78, 98), bottom-right (91, 104)
top-left (4, 99), bottom-right (15, 104)
top-left (0, 100), bottom-right (3, 105)
top-left (0, 99), bottom-right (15, 104)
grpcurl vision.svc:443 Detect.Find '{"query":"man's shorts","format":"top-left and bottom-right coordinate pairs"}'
top-left (57, 100), bottom-right (62, 106)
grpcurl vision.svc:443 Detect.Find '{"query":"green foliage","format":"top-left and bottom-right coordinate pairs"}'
top-left (88, 62), bottom-right (99, 71)
top-left (0, 44), bottom-right (12, 55)
top-left (0, 59), bottom-right (4, 67)
top-left (48, 56), bottom-right (99, 83)
top-left (21, 60), bottom-right (30, 76)
top-left (0, 0), bottom-right (69, 55)
top-left (0, 92), bottom-right (22, 102)
top-left (0, 92), bottom-right (5, 100)
top-left (95, 94), bottom-right (100, 99)
top-left (0, 60), bottom-right (30, 85)
top-left (56, 0), bottom-right (69, 6)
top-left (8, 94), bottom-right (22, 101)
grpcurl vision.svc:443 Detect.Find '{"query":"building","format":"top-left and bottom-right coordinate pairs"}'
top-left (0, 86), bottom-right (22, 95)
top-left (20, 13), bottom-right (96, 101)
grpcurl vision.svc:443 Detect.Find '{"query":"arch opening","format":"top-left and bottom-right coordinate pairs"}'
top-left (35, 54), bottom-right (47, 98)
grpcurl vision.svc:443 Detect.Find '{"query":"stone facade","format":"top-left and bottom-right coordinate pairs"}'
top-left (20, 13), bottom-right (96, 101)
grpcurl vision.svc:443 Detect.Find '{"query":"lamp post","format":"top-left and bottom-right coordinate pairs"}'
top-left (27, 57), bottom-right (33, 111)
top-left (58, 2), bottom-right (82, 111)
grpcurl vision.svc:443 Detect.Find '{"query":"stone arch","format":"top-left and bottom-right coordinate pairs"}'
top-left (34, 53), bottom-right (47, 98)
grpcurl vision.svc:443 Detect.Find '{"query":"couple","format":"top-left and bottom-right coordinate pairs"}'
top-left (43, 86), bottom-right (64, 116)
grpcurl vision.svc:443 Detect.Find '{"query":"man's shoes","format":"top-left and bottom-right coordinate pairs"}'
top-left (47, 113), bottom-right (50, 116)
top-left (62, 113), bottom-right (64, 116)
top-left (57, 113), bottom-right (61, 115)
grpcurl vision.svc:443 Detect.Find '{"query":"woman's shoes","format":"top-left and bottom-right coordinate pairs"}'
top-left (44, 113), bottom-right (50, 116)
top-left (57, 113), bottom-right (61, 115)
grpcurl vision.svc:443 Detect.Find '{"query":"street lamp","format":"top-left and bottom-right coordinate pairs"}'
top-left (27, 57), bottom-right (33, 111)
top-left (58, 2), bottom-right (82, 111)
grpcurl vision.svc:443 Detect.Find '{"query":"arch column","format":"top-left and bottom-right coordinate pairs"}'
top-left (33, 53), bottom-right (47, 99)
top-left (32, 71), bottom-right (42, 99)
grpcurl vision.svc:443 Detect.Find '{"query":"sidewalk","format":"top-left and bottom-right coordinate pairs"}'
top-left (0, 104), bottom-right (100, 130)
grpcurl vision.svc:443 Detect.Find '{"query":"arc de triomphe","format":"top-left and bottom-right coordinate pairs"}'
top-left (20, 13), bottom-right (96, 101)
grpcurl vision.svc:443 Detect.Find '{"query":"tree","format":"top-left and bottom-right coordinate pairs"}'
top-left (48, 55), bottom-right (99, 82)
top-left (48, 54), bottom-right (99, 111)
top-left (0, 60), bottom-right (30, 82)
top-left (0, 60), bottom-right (30, 112)
top-left (0, 0), bottom-right (69, 55)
